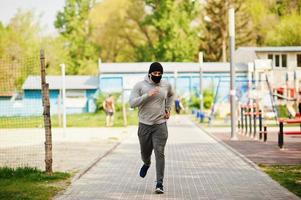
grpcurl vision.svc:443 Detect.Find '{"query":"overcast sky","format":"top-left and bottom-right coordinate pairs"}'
top-left (0, 0), bottom-right (65, 34)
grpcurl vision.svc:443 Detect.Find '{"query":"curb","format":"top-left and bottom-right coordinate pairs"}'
top-left (54, 129), bottom-right (133, 200)
top-left (72, 141), bottom-right (122, 181)
top-left (72, 129), bottom-right (132, 182)
top-left (54, 141), bottom-right (123, 200)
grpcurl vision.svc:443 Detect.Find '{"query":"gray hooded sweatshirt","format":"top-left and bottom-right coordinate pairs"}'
top-left (129, 75), bottom-right (174, 125)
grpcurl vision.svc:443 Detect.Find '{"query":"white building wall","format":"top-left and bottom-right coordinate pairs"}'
top-left (289, 53), bottom-right (297, 68)
top-left (255, 52), bottom-right (297, 88)
top-left (256, 52), bottom-right (300, 70)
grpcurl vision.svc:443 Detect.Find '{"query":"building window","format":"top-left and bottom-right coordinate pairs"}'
top-left (275, 55), bottom-right (280, 67)
top-left (268, 54), bottom-right (273, 67)
top-left (297, 54), bottom-right (301, 67)
top-left (282, 54), bottom-right (287, 67)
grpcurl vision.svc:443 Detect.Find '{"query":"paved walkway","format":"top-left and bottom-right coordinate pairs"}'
top-left (56, 116), bottom-right (299, 200)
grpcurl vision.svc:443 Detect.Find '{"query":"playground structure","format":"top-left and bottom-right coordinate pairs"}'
top-left (193, 58), bottom-right (301, 149)
top-left (204, 59), bottom-right (301, 123)
top-left (237, 59), bottom-right (301, 149)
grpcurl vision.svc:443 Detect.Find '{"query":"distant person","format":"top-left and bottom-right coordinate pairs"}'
top-left (103, 94), bottom-right (115, 127)
top-left (175, 96), bottom-right (184, 114)
top-left (129, 62), bottom-right (174, 194)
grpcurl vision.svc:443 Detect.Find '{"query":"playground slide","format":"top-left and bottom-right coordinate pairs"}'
top-left (287, 103), bottom-right (296, 118)
top-left (266, 74), bottom-right (279, 124)
top-left (272, 93), bottom-right (296, 101)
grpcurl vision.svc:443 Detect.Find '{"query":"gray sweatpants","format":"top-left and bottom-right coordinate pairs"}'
top-left (138, 122), bottom-right (168, 184)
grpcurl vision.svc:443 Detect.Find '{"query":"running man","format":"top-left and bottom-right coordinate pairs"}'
top-left (129, 62), bottom-right (174, 194)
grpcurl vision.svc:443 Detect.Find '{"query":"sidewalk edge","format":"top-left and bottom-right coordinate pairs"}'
top-left (72, 129), bottom-right (133, 181)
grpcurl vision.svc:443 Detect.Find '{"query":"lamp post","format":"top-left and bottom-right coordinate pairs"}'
top-left (98, 58), bottom-right (101, 86)
top-left (174, 69), bottom-right (178, 98)
top-left (199, 52), bottom-right (204, 112)
top-left (60, 63), bottom-right (66, 135)
top-left (229, 7), bottom-right (237, 140)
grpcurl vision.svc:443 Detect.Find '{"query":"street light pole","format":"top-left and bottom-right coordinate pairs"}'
top-left (174, 69), bottom-right (178, 98)
top-left (199, 52), bottom-right (204, 112)
top-left (60, 63), bottom-right (66, 136)
top-left (98, 58), bottom-right (101, 90)
top-left (229, 7), bottom-right (237, 140)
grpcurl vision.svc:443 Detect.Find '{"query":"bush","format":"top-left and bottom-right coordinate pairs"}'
top-left (187, 89), bottom-right (213, 110)
top-left (203, 89), bottom-right (213, 109)
top-left (188, 92), bottom-right (200, 109)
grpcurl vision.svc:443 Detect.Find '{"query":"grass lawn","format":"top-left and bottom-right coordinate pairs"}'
top-left (0, 109), bottom-right (138, 128)
top-left (0, 167), bottom-right (71, 200)
top-left (259, 164), bottom-right (301, 198)
top-left (64, 109), bottom-right (139, 127)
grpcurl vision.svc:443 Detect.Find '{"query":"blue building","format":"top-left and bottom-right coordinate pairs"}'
top-left (99, 62), bottom-right (249, 102)
top-left (0, 76), bottom-right (98, 116)
top-left (0, 62), bottom-right (249, 116)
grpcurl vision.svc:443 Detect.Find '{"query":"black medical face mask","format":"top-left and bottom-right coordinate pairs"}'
top-left (150, 74), bottom-right (162, 83)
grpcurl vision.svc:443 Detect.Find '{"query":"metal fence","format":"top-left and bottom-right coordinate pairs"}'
top-left (0, 54), bottom-right (46, 170)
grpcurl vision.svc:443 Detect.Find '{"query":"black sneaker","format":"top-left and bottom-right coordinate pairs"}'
top-left (155, 182), bottom-right (164, 194)
top-left (139, 164), bottom-right (150, 178)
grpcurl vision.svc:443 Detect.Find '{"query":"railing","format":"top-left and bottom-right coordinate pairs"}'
top-left (238, 104), bottom-right (268, 142)
top-left (278, 118), bottom-right (301, 149)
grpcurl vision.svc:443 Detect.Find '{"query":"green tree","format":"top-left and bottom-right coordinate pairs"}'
top-left (265, 13), bottom-right (301, 46)
top-left (90, 0), bottom-right (147, 62)
top-left (55, 0), bottom-right (99, 74)
top-left (0, 10), bottom-right (41, 92)
top-left (42, 36), bottom-right (71, 75)
top-left (245, 0), bottom-right (277, 45)
top-left (270, 0), bottom-right (301, 16)
top-left (263, 0), bottom-right (301, 46)
top-left (201, 0), bottom-right (255, 62)
top-left (246, 0), bottom-right (301, 46)
top-left (2, 10), bottom-right (41, 60)
top-left (0, 10), bottom-right (69, 94)
top-left (137, 0), bottom-right (200, 61)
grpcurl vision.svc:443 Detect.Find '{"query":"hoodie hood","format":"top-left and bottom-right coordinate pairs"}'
top-left (144, 74), bottom-right (157, 85)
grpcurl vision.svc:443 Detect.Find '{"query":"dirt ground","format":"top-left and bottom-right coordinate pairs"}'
top-left (0, 127), bottom-right (137, 172)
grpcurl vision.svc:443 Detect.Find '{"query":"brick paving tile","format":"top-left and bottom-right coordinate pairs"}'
top-left (203, 126), bottom-right (301, 165)
top-left (55, 116), bottom-right (300, 200)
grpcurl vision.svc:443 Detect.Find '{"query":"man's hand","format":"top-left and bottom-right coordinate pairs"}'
top-left (163, 110), bottom-right (170, 119)
top-left (148, 87), bottom-right (159, 97)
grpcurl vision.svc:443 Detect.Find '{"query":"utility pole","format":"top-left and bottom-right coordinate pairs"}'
top-left (60, 64), bottom-right (66, 135)
top-left (98, 58), bottom-right (101, 90)
top-left (174, 69), bottom-right (178, 98)
top-left (199, 52), bottom-right (204, 112)
top-left (229, 7), bottom-right (237, 140)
